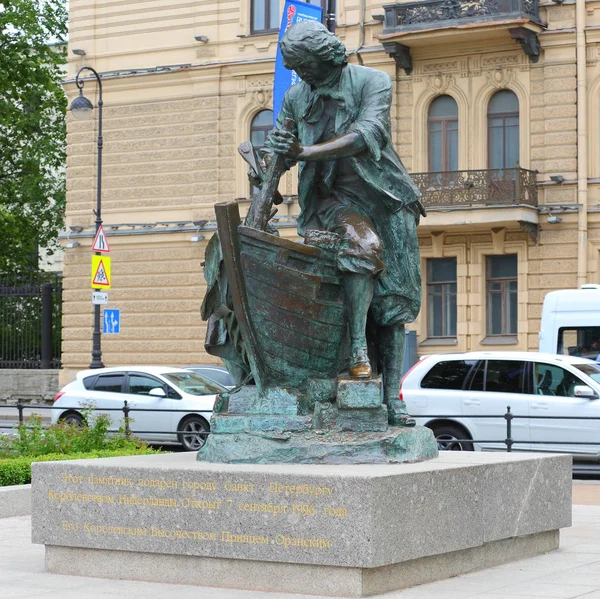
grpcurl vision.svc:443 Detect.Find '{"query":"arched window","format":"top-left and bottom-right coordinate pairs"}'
top-left (249, 110), bottom-right (274, 195)
top-left (488, 90), bottom-right (519, 169)
top-left (428, 95), bottom-right (458, 172)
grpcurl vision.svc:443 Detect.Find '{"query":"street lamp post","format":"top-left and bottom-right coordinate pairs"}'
top-left (69, 66), bottom-right (105, 369)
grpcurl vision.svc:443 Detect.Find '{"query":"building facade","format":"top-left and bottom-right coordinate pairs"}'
top-left (61, 0), bottom-right (600, 383)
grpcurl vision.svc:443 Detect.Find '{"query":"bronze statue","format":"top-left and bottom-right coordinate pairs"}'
top-left (264, 21), bottom-right (425, 425)
top-left (199, 20), bottom-right (437, 464)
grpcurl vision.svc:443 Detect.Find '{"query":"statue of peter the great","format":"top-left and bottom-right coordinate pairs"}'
top-left (264, 20), bottom-right (424, 426)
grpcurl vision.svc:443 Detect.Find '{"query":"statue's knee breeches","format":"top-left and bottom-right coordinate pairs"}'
top-left (328, 206), bottom-right (384, 275)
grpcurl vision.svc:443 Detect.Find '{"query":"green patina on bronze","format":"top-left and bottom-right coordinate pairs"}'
top-left (198, 20), bottom-right (438, 464)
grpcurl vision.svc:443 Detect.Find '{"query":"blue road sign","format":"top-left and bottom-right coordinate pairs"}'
top-left (273, 0), bottom-right (323, 124)
top-left (103, 309), bottom-right (120, 334)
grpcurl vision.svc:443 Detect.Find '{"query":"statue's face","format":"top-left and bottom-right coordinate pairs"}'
top-left (283, 53), bottom-right (332, 87)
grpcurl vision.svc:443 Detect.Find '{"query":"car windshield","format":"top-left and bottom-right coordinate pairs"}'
top-left (574, 363), bottom-right (600, 385)
top-left (163, 372), bottom-right (226, 395)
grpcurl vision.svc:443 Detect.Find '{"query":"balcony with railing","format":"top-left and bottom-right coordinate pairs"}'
top-left (379, 0), bottom-right (543, 70)
top-left (382, 0), bottom-right (541, 34)
top-left (412, 167), bottom-right (538, 210)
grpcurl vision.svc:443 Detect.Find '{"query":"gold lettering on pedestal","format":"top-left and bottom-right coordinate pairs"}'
top-left (62, 520), bottom-right (79, 531)
top-left (137, 478), bottom-right (178, 490)
top-left (48, 490), bottom-right (115, 504)
top-left (274, 534), bottom-right (331, 549)
top-left (150, 527), bottom-right (217, 540)
top-left (268, 482), bottom-right (333, 496)
top-left (117, 495), bottom-right (178, 508)
top-left (291, 504), bottom-right (316, 516)
top-left (180, 498), bottom-right (221, 510)
top-left (87, 476), bottom-right (132, 486)
top-left (323, 507), bottom-right (348, 517)
top-left (181, 480), bottom-right (217, 491)
top-left (224, 481), bottom-right (256, 492)
top-left (237, 502), bottom-right (287, 515)
top-left (61, 474), bottom-right (83, 484)
top-left (220, 531), bottom-right (270, 545)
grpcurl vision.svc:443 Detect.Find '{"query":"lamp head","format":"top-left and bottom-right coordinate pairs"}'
top-left (70, 89), bottom-right (94, 120)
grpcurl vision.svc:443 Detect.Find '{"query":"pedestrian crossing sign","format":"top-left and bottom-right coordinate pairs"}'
top-left (92, 225), bottom-right (110, 253)
top-left (91, 255), bottom-right (111, 289)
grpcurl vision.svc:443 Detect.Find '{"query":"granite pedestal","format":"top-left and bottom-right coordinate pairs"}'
top-left (31, 452), bottom-right (572, 597)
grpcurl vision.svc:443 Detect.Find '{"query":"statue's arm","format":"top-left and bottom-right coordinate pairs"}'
top-left (270, 72), bottom-right (393, 162)
top-left (347, 72), bottom-right (393, 161)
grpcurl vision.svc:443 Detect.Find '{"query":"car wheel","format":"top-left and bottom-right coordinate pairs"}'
top-left (178, 416), bottom-right (209, 451)
top-left (59, 411), bottom-right (86, 427)
top-left (430, 424), bottom-right (474, 451)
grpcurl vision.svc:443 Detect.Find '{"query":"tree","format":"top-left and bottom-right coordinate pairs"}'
top-left (0, 0), bottom-right (67, 272)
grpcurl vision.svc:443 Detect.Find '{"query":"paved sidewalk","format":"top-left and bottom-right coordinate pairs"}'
top-left (3, 483), bottom-right (600, 599)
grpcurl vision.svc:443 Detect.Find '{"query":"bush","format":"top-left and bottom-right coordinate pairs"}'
top-left (0, 448), bottom-right (158, 486)
top-left (0, 408), bottom-right (147, 459)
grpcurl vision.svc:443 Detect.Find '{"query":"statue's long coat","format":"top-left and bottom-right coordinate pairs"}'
top-left (269, 63), bottom-right (424, 326)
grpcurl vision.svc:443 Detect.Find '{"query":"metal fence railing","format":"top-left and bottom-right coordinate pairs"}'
top-left (2, 402), bottom-right (600, 453)
top-left (0, 400), bottom-right (213, 439)
top-left (0, 273), bottom-right (62, 369)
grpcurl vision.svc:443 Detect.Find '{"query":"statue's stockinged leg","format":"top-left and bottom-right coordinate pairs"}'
top-left (344, 273), bottom-right (373, 379)
top-left (379, 324), bottom-right (416, 427)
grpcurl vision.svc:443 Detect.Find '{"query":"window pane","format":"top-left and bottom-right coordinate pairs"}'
top-left (252, 110), bottom-right (273, 128)
top-left (489, 126), bottom-right (505, 169)
top-left (129, 375), bottom-right (162, 396)
top-left (488, 91), bottom-right (519, 169)
top-left (428, 258), bottom-right (457, 283)
top-left (447, 291), bottom-right (457, 336)
top-left (429, 95), bottom-right (458, 118)
top-left (488, 255), bottom-right (517, 279)
top-left (93, 375), bottom-right (124, 393)
top-left (252, 0), bottom-right (266, 31)
top-left (507, 289), bottom-right (518, 334)
top-left (575, 363), bottom-right (600, 385)
top-left (488, 290), bottom-right (503, 335)
top-left (420, 360), bottom-right (477, 390)
top-left (488, 90), bottom-right (519, 115)
top-left (269, 0), bottom-right (280, 29)
top-left (429, 129), bottom-right (442, 171)
top-left (447, 125), bottom-right (458, 171)
top-left (469, 361), bottom-right (485, 391)
top-left (428, 294), bottom-right (443, 337)
top-left (505, 123), bottom-right (520, 167)
top-left (485, 360), bottom-right (526, 394)
top-left (558, 327), bottom-right (600, 358)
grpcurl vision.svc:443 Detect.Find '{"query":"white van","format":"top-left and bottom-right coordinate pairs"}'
top-left (539, 284), bottom-right (600, 359)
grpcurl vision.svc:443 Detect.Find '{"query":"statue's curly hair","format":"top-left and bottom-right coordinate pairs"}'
top-left (280, 20), bottom-right (347, 67)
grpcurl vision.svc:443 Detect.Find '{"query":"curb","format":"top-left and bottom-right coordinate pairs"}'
top-left (0, 484), bottom-right (31, 518)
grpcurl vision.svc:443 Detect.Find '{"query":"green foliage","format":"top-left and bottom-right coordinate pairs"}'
top-left (0, 0), bottom-right (68, 271)
top-left (0, 411), bottom-right (151, 458)
top-left (0, 449), bottom-right (158, 486)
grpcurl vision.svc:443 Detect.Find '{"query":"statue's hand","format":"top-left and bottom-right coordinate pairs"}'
top-left (247, 167), bottom-right (262, 189)
top-left (270, 129), bottom-right (303, 159)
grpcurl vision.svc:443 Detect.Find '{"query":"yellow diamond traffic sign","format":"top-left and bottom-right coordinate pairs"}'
top-left (91, 255), bottom-right (111, 289)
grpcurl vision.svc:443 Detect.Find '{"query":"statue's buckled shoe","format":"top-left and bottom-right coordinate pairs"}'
top-left (349, 349), bottom-right (372, 379)
top-left (388, 400), bottom-right (416, 427)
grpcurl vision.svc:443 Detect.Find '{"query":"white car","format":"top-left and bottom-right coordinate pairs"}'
top-left (401, 351), bottom-right (600, 462)
top-left (52, 366), bottom-right (226, 451)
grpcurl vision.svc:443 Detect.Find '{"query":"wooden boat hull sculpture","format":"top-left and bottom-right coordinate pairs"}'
top-left (238, 225), bottom-right (346, 388)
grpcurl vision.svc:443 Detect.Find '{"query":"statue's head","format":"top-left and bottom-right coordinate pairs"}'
top-left (280, 21), bottom-right (347, 87)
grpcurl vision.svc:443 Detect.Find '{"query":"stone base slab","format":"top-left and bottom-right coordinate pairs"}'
top-left (32, 452), bottom-right (572, 596)
top-left (45, 530), bottom-right (559, 597)
top-left (0, 484), bottom-right (31, 518)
